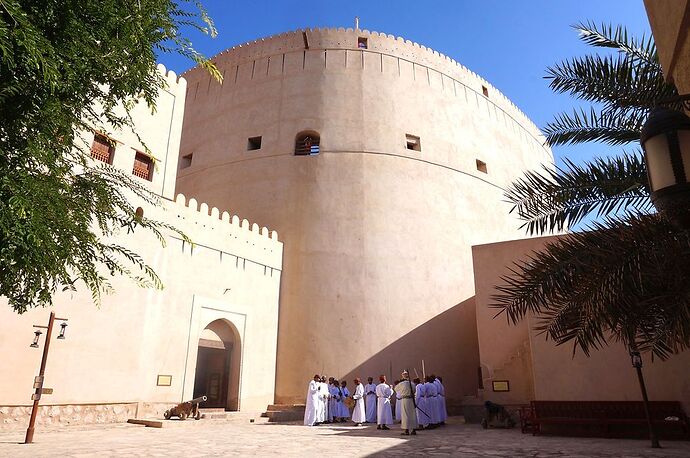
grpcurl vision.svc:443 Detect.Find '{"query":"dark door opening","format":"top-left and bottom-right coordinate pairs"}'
top-left (193, 345), bottom-right (230, 408)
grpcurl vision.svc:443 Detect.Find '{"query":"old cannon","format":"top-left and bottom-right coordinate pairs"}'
top-left (163, 396), bottom-right (207, 420)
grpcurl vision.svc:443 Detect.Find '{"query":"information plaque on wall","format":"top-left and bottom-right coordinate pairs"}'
top-left (157, 375), bottom-right (172, 386)
top-left (492, 380), bottom-right (510, 392)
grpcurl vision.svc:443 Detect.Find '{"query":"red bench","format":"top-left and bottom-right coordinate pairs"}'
top-left (525, 401), bottom-right (689, 438)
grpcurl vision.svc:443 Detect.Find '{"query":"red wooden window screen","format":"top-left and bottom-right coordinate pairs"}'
top-left (132, 152), bottom-right (153, 181)
top-left (295, 133), bottom-right (320, 155)
top-left (91, 134), bottom-right (113, 164)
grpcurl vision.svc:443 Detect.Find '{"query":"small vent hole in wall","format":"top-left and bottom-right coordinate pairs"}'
top-left (358, 37), bottom-right (368, 49)
top-left (476, 159), bottom-right (488, 174)
top-left (406, 134), bottom-right (421, 152)
top-left (180, 153), bottom-right (193, 169)
top-left (247, 136), bottom-right (262, 151)
top-left (482, 85), bottom-right (489, 97)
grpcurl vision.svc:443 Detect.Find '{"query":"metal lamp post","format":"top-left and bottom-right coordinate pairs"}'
top-left (24, 311), bottom-right (68, 444)
top-left (629, 350), bottom-right (660, 448)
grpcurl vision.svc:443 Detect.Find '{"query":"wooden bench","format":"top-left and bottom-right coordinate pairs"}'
top-left (528, 401), bottom-right (689, 438)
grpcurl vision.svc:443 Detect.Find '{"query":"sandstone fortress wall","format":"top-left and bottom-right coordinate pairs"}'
top-left (0, 64), bottom-right (283, 428)
top-left (176, 27), bottom-right (554, 405)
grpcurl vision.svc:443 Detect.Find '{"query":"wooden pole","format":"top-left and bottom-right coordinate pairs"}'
top-left (25, 311), bottom-right (55, 444)
top-left (421, 359), bottom-right (426, 380)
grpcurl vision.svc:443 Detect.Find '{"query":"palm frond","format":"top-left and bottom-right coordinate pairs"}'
top-left (543, 107), bottom-right (647, 146)
top-left (505, 151), bottom-right (651, 234)
top-left (492, 214), bottom-right (690, 359)
top-left (546, 55), bottom-right (674, 111)
top-left (574, 22), bottom-right (658, 68)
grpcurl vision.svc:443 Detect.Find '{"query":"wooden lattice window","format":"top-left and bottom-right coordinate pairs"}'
top-left (91, 134), bottom-right (114, 164)
top-left (132, 151), bottom-right (153, 181)
top-left (295, 132), bottom-right (320, 155)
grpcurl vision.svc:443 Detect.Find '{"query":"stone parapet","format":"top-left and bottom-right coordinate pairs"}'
top-left (183, 27), bottom-right (546, 146)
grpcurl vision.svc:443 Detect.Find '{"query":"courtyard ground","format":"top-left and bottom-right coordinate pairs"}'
top-left (1, 416), bottom-right (688, 457)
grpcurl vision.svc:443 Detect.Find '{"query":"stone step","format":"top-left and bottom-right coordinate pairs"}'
top-left (266, 404), bottom-right (306, 412)
top-left (262, 404), bottom-right (305, 423)
top-left (264, 410), bottom-right (304, 423)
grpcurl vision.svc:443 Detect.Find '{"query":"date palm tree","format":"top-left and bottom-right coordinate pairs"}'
top-left (492, 23), bottom-right (690, 448)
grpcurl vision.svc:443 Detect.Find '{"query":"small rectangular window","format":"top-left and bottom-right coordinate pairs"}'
top-left (133, 151), bottom-right (154, 181)
top-left (180, 153), bottom-right (193, 169)
top-left (91, 134), bottom-right (114, 164)
top-left (482, 86), bottom-right (489, 97)
top-left (358, 37), bottom-right (368, 49)
top-left (476, 159), bottom-right (488, 174)
top-left (406, 134), bottom-right (421, 152)
top-left (247, 136), bottom-right (262, 151)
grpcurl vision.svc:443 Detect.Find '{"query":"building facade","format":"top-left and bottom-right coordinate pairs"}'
top-left (0, 65), bottom-right (283, 428)
top-left (176, 27), bottom-right (553, 406)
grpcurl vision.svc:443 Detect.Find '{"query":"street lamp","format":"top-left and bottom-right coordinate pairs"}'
top-left (630, 350), bottom-right (643, 368)
top-left (24, 312), bottom-right (69, 444)
top-left (57, 322), bottom-right (67, 339)
top-left (640, 98), bottom-right (690, 228)
top-left (629, 349), bottom-right (660, 448)
top-left (30, 330), bottom-right (42, 348)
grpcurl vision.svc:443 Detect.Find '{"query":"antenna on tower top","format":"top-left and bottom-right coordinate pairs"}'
top-left (355, 16), bottom-right (360, 30)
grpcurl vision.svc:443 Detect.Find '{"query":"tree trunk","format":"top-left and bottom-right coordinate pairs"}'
top-left (633, 357), bottom-right (661, 448)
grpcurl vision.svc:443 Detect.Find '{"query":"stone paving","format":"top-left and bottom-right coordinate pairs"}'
top-left (1, 416), bottom-right (688, 457)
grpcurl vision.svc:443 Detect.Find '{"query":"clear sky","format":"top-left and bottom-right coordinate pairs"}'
top-left (160, 0), bottom-right (653, 165)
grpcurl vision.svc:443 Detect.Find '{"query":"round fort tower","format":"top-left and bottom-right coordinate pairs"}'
top-left (176, 27), bottom-right (553, 407)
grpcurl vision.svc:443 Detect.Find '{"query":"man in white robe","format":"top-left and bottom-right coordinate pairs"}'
top-left (434, 375), bottom-right (448, 425)
top-left (339, 380), bottom-right (351, 420)
top-left (414, 377), bottom-right (430, 428)
top-left (351, 378), bottom-right (366, 425)
top-left (394, 370), bottom-right (418, 435)
top-left (328, 378), bottom-right (338, 422)
top-left (303, 374), bottom-right (321, 426)
top-left (364, 377), bottom-right (377, 423)
top-left (317, 376), bottom-right (329, 424)
top-left (425, 376), bottom-right (440, 427)
top-left (375, 375), bottom-right (393, 430)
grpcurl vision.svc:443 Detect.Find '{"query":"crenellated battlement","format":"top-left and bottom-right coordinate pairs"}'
top-left (140, 193), bottom-right (283, 271)
top-left (183, 27), bottom-right (543, 142)
top-left (172, 193), bottom-right (279, 241)
top-left (156, 63), bottom-right (187, 95)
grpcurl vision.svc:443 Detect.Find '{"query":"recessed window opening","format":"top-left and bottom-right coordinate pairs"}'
top-left (358, 37), bottom-right (368, 49)
top-left (180, 153), bottom-right (193, 169)
top-left (132, 151), bottom-right (154, 181)
top-left (247, 136), bottom-right (262, 151)
top-left (406, 134), bottom-right (421, 152)
top-left (482, 85), bottom-right (489, 97)
top-left (476, 159), bottom-right (488, 174)
top-left (295, 131), bottom-right (320, 155)
top-left (91, 133), bottom-right (114, 164)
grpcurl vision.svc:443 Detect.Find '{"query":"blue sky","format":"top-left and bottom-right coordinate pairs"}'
top-left (161, 0), bottom-right (653, 165)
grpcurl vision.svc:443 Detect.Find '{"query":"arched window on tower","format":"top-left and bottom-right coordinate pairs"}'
top-left (295, 131), bottom-right (320, 156)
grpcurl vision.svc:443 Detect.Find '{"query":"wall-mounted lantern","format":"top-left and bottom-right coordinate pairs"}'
top-left (640, 96), bottom-right (690, 227)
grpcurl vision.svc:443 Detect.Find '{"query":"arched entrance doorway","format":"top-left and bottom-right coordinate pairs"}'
top-left (192, 319), bottom-right (241, 410)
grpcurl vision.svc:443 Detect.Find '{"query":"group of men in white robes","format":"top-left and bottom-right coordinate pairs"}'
top-left (304, 371), bottom-right (448, 435)
top-left (413, 375), bottom-right (448, 429)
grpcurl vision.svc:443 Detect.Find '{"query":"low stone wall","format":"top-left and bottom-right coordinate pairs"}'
top-left (0, 402), bottom-right (174, 430)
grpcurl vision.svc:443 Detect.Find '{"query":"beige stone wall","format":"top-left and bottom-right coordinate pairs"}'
top-left (644, 0), bottom-right (690, 97)
top-left (473, 237), bottom-right (690, 411)
top-left (0, 195), bottom-right (283, 425)
top-left (0, 63), bottom-right (283, 427)
top-left (78, 64), bottom-right (187, 199)
top-left (177, 28), bottom-right (553, 404)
